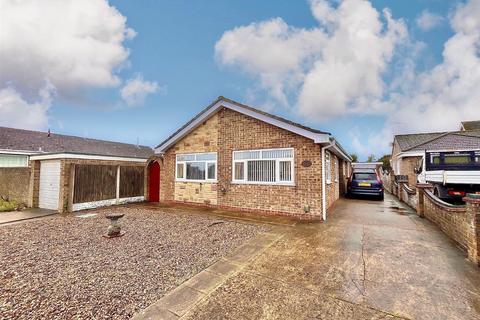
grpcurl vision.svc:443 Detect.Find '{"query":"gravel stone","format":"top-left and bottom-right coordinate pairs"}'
top-left (0, 207), bottom-right (269, 319)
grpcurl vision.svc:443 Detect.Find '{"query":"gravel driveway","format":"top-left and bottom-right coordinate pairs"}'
top-left (0, 206), bottom-right (269, 319)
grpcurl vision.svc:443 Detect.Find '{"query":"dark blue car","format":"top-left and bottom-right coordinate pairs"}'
top-left (347, 170), bottom-right (384, 200)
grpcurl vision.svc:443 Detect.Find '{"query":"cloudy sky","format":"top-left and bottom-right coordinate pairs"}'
top-left (1, 0), bottom-right (479, 160)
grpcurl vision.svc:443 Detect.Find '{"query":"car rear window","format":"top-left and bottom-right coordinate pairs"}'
top-left (353, 173), bottom-right (377, 180)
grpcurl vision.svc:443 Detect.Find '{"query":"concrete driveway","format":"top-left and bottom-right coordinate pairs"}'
top-left (178, 194), bottom-right (480, 320)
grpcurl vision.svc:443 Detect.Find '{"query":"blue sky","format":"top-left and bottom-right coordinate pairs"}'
top-left (2, 0), bottom-right (479, 160)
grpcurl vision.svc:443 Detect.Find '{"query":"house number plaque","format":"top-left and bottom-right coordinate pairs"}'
top-left (301, 160), bottom-right (312, 167)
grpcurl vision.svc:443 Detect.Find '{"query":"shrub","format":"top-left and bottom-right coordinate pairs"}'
top-left (0, 199), bottom-right (21, 212)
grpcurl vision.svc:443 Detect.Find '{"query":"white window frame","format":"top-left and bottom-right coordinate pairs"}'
top-left (0, 154), bottom-right (29, 167)
top-left (326, 151), bottom-right (332, 184)
top-left (175, 152), bottom-right (217, 183)
top-left (232, 148), bottom-right (295, 186)
top-left (334, 157), bottom-right (339, 183)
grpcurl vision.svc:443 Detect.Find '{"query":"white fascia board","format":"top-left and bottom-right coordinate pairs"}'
top-left (397, 151), bottom-right (425, 158)
top-left (155, 99), bottom-right (330, 153)
top-left (30, 153), bottom-right (147, 163)
top-left (0, 149), bottom-right (41, 155)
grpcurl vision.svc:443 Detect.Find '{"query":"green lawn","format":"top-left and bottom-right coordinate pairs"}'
top-left (0, 199), bottom-right (20, 212)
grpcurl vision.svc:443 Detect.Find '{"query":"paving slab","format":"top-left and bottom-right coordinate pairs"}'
top-left (179, 193), bottom-right (480, 319)
top-left (205, 259), bottom-right (241, 276)
top-left (0, 208), bottom-right (56, 225)
top-left (182, 270), bottom-right (226, 294)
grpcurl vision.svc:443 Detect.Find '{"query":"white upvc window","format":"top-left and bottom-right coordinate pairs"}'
top-left (232, 148), bottom-right (294, 185)
top-left (325, 151), bottom-right (332, 184)
top-left (0, 154), bottom-right (29, 167)
top-left (176, 152), bottom-right (217, 182)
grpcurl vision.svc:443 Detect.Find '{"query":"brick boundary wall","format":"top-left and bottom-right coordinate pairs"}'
top-left (0, 167), bottom-right (31, 204)
top-left (400, 183), bottom-right (417, 209)
top-left (417, 184), bottom-right (479, 266)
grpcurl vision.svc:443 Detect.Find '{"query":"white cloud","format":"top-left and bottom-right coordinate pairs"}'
top-left (216, 0), bottom-right (480, 159)
top-left (0, 0), bottom-right (157, 130)
top-left (215, 0), bottom-right (407, 119)
top-left (350, 0), bottom-right (480, 158)
top-left (120, 75), bottom-right (162, 106)
top-left (0, 85), bottom-right (54, 130)
top-left (387, 0), bottom-right (480, 134)
top-left (416, 10), bottom-right (444, 31)
top-left (0, 0), bottom-right (135, 99)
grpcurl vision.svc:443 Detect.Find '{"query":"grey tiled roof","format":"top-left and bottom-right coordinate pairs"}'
top-left (395, 130), bottom-right (480, 152)
top-left (395, 132), bottom-right (446, 151)
top-left (0, 126), bottom-right (153, 158)
top-left (461, 120), bottom-right (480, 131)
top-left (155, 96), bottom-right (330, 149)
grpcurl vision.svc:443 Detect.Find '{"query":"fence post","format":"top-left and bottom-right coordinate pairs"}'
top-left (116, 165), bottom-right (120, 204)
top-left (463, 194), bottom-right (480, 266)
top-left (416, 183), bottom-right (432, 218)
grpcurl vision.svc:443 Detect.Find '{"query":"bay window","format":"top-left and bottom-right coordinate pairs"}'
top-left (176, 152), bottom-right (217, 182)
top-left (232, 148), bottom-right (294, 185)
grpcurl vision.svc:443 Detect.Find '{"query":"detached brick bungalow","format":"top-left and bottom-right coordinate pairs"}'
top-left (149, 97), bottom-right (352, 220)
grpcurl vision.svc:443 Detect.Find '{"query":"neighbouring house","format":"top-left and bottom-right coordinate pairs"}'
top-left (0, 127), bottom-right (153, 212)
top-left (391, 127), bottom-right (480, 188)
top-left (149, 97), bottom-right (352, 220)
top-left (460, 120), bottom-right (480, 131)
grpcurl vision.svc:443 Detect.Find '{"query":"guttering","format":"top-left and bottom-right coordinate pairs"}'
top-left (321, 140), bottom-right (334, 221)
top-left (0, 149), bottom-right (42, 155)
top-left (331, 143), bottom-right (352, 162)
top-left (29, 152), bottom-right (148, 163)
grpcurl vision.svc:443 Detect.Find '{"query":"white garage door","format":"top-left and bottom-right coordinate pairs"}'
top-left (39, 161), bottom-right (61, 210)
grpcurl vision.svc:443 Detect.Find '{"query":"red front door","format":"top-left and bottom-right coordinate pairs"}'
top-left (149, 162), bottom-right (160, 202)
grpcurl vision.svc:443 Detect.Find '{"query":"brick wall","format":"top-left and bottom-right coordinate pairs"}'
top-left (174, 113), bottom-right (218, 204)
top-left (159, 108), bottom-right (343, 219)
top-left (175, 182), bottom-right (217, 205)
top-left (400, 183), bottom-right (418, 209)
top-left (217, 108), bottom-right (324, 218)
top-left (400, 156), bottom-right (421, 187)
top-left (0, 167), bottom-right (31, 204)
top-left (29, 161), bottom-right (40, 207)
top-left (422, 190), bottom-right (472, 252)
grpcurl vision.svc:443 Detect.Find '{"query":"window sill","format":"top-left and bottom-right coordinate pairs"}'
top-left (176, 179), bottom-right (217, 183)
top-left (231, 181), bottom-right (295, 187)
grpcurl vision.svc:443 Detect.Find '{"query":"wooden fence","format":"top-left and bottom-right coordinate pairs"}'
top-left (119, 166), bottom-right (144, 198)
top-left (73, 164), bottom-right (144, 204)
top-left (73, 165), bottom-right (117, 204)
